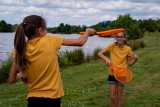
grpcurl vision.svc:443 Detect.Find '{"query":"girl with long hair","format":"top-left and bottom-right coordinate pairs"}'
top-left (9, 15), bottom-right (95, 107)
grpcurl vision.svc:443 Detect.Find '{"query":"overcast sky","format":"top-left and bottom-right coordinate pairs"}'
top-left (0, 0), bottom-right (160, 27)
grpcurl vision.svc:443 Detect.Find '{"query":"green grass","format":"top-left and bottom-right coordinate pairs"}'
top-left (0, 32), bottom-right (160, 107)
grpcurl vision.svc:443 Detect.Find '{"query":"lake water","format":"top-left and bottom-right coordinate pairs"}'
top-left (0, 33), bottom-right (115, 64)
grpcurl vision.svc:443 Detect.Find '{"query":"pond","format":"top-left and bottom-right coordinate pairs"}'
top-left (0, 33), bottom-right (115, 64)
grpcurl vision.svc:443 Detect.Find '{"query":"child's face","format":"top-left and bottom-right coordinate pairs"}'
top-left (115, 32), bottom-right (126, 45)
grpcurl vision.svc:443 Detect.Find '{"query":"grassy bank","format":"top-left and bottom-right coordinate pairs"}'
top-left (0, 32), bottom-right (160, 107)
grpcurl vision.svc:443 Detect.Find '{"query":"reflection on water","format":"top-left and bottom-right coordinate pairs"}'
top-left (0, 33), bottom-right (115, 65)
top-left (0, 33), bottom-right (15, 66)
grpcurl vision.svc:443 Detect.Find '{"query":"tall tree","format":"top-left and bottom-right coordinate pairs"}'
top-left (115, 14), bottom-right (144, 40)
top-left (0, 20), bottom-right (13, 32)
top-left (156, 19), bottom-right (160, 32)
top-left (143, 19), bottom-right (156, 35)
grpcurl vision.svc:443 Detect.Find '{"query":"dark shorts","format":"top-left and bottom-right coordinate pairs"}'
top-left (28, 97), bottom-right (61, 107)
top-left (107, 75), bottom-right (125, 86)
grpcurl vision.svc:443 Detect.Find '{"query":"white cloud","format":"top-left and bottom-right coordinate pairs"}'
top-left (125, 0), bottom-right (160, 4)
top-left (23, 6), bottom-right (49, 13)
top-left (27, 0), bottom-right (49, 6)
top-left (0, 5), bottom-right (24, 12)
top-left (0, 0), bottom-right (159, 27)
top-left (1, 0), bottom-right (24, 5)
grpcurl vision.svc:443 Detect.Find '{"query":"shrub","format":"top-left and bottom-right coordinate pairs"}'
top-left (128, 39), bottom-right (146, 50)
top-left (58, 56), bottom-right (68, 68)
top-left (139, 40), bottom-right (146, 48)
top-left (92, 47), bottom-right (103, 60)
top-left (65, 49), bottom-right (84, 65)
top-left (84, 54), bottom-right (93, 63)
top-left (0, 57), bottom-right (12, 83)
top-left (58, 49), bottom-right (85, 67)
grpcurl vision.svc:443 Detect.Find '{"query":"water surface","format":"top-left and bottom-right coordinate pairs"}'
top-left (0, 33), bottom-right (115, 64)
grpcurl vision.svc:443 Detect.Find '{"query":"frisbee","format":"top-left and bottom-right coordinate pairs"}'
top-left (79, 28), bottom-right (124, 37)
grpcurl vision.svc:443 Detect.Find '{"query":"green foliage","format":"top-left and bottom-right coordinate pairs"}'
top-left (115, 14), bottom-right (144, 40)
top-left (92, 47), bottom-right (103, 60)
top-left (1, 33), bottom-right (160, 107)
top-left (116, 14), bottom-right (134, 28)
top-left (0, 20), bottom-right (14, 32)
top-left (65, 49), bottom-right (85, 65)
top-left (143, 19), bottom-right (156, 34)
top-left (1, 15), bottom-right (160, 36)
top-left (58, 49), bottom-right (85, 67)
top-left (58, 47), bottom-right (104, 68)
top-left (1, 32), bottom-right (160, 107)
top-left (84, 47), bottom-right (103, 62)
top-left (90, 22), bottom-right (112, 31)
top-left (0, 57), bottom-right (12, 83)
top-left (127, 24), bottom-right (144, 40)
top-left (156, 19), bottom-right (160, 32)
top-left (47, 23), bottom-right (86, 34)
top-left (84, 54), bottom-right (93, 63)
top-left (0, 44), bottom-right (144, 83)
top-left (12, 24), bottom-right (18, 31)
top-left (128, 39), bottom-right (146, 50)
top-left (58, 56), bottom-right (69, 68)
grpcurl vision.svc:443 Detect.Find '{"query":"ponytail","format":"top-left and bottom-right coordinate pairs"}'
top-left (14, 15), bottom-right (47, 71)
top-left (14, 23), bottom-right (29, 71)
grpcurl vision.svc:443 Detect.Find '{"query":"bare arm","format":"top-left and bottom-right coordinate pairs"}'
top-left (98, 49), bottom-right (112, 65)
top-left (62, 28), bottom-right (95, 46)
top-left (8, 61), bottom-right (23, 83)
top-left (128, 53), bottom-right (139, 66)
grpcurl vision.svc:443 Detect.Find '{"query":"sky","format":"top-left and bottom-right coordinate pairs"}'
top-left (0, 0), bottom-right (160, 27)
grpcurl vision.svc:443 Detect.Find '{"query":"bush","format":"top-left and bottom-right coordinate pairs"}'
top-left (58, 47), bottom-right (104, 67)
top-left (58, 49), bottom-right (85, 67)
top-left (92, 47), bottom-right (103, 60)
top-left (58, 56), bottom-right (68, 68)
top-left (0, 57), bottom-right (12, 83)
top-left (139, 40), bottom-right (146, 48)
top-left (65, 49), bottom-right (84, 66)
top-left (128, 39), bottom-right (146, 50)
top-left (84, 54), bottom-right (93, 63)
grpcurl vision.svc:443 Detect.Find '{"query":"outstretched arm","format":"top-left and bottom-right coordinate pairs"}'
top-left (62, 28), bottom-right (96, 46)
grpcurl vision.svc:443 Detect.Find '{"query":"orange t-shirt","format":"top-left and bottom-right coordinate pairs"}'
top-left (105, 43), bottom-right (133, 75)
top-left (12, 35), bottom-right (64, 99)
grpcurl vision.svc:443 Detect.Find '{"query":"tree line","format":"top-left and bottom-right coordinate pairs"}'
top-left (1, 14), bottom-right (160, 40)
top-left (0, 20), bottom-right (16, 32)
top-left (48, 14), bottom-right (160, 40)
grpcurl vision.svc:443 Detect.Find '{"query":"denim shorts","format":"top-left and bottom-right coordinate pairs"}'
top-left (107, 75), bottom-right (125, 86)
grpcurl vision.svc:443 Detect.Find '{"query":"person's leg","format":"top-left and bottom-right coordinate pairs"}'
top-left (109, 83), bottom-right (117, 107)
top-left (117, 85), bottom-right (124, 107)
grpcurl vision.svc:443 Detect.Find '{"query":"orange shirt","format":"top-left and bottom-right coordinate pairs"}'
top-left (105, 43), bottom-right (133, 75)
top-left (13, 35), bottom-right (64, 98)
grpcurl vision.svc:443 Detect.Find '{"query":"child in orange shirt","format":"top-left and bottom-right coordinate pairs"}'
top-left (98, 31), bottom-right (138, 107)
